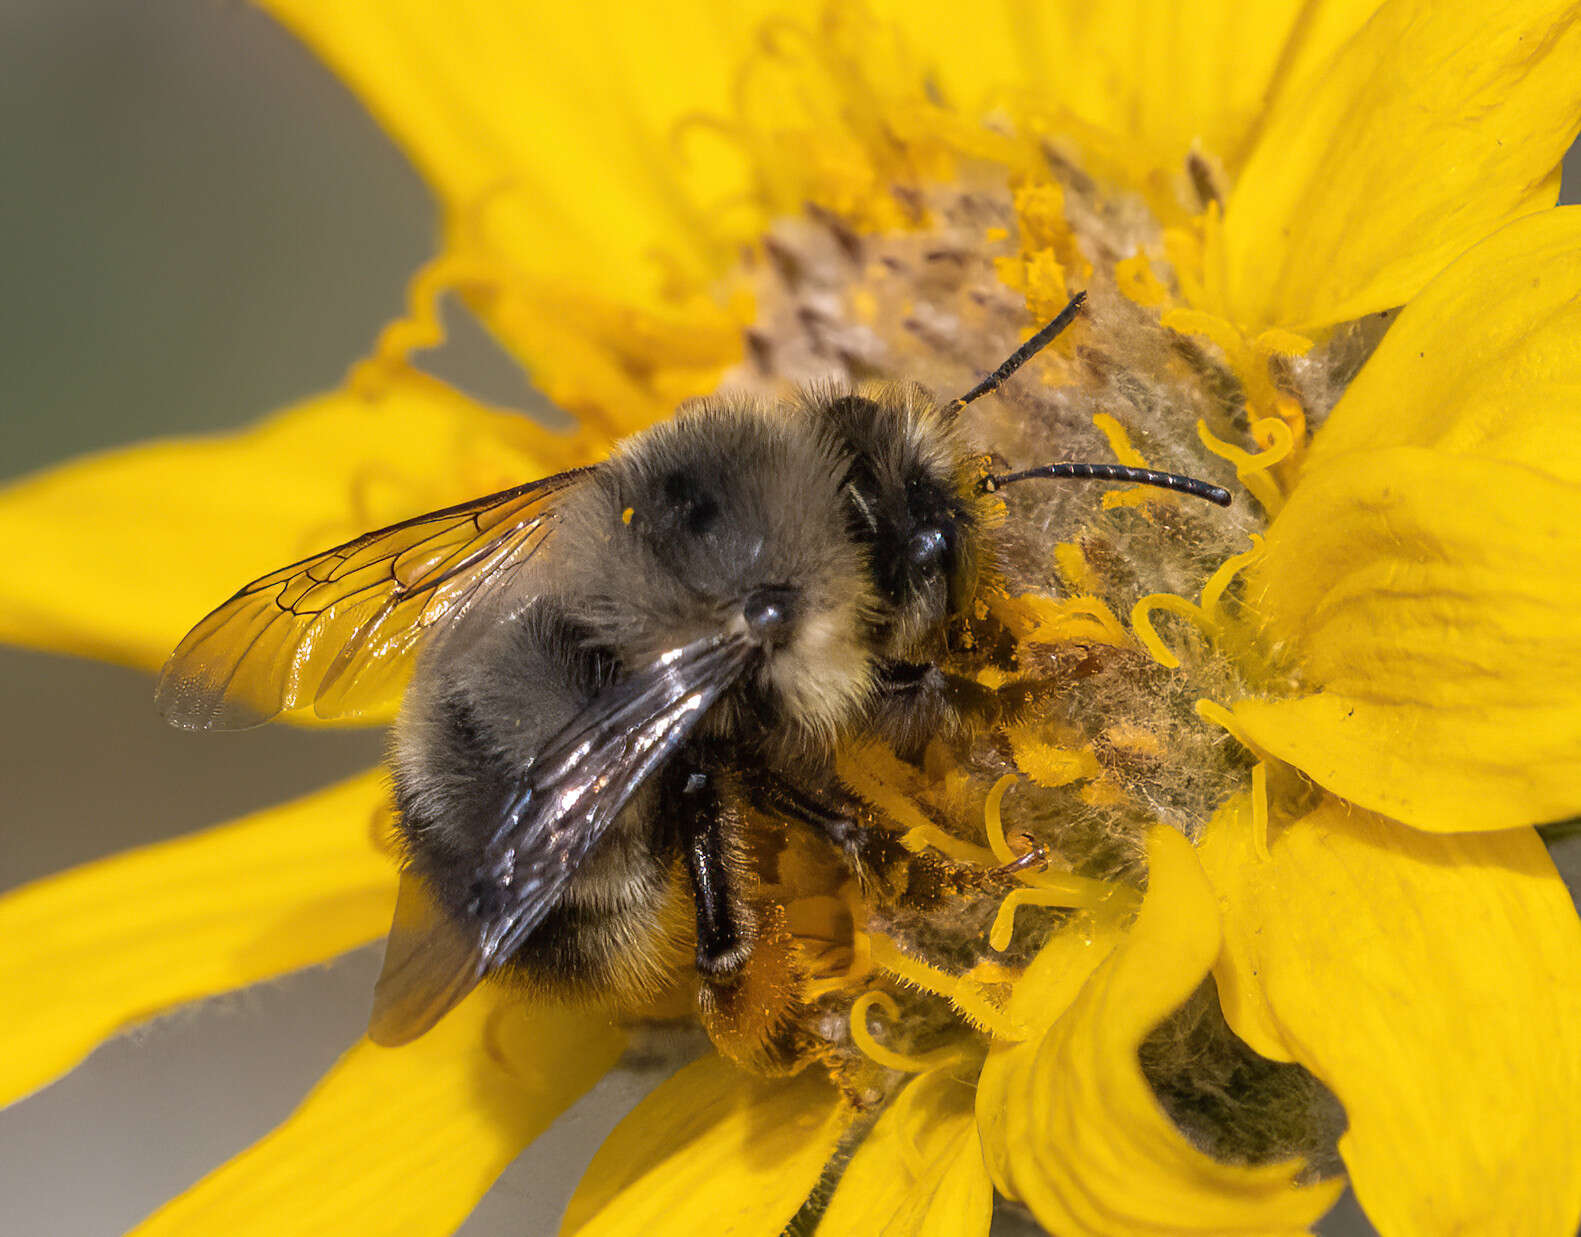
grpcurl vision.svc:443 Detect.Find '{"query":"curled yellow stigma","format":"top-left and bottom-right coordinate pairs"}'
top-left (1130, 592), bottom-right (1213, 670)
top-left (849, 991), bottom-right (968, 1073)
top-left (1196, 417), bottom-right (1294, 517)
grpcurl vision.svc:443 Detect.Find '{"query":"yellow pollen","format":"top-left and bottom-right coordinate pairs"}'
top-left (621, 506), bottom-right (634, 525)
top-left (1079, 775), bottom-right (1132, 807)
top-left (1008, 731), bottom-right (1104, 789)
top-left (1054, 541), bottom-right (1096, 593)
top-left (1254, 326), bottom-right (1315, 358)
top-left (1114, 252), bottom-right (1170, 308)
top-left (1161, 306), bottom-right (1245, 359)
top-left (1102, 721), bottom-right (1165, 759)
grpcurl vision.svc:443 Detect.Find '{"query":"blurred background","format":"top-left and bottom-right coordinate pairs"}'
top-left (0, 2), bottom-right (1576, 1234)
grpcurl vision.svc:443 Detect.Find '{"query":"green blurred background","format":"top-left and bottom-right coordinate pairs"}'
top-left (0, 2), bottom-right (1575, 1234)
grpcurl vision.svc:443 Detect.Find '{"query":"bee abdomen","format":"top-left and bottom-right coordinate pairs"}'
top-left (501, 857), bottom-right (690, 1003)
top-left (393, 598), bottom-right (689, 1006)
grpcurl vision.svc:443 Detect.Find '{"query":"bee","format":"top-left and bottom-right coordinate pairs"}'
top-left (157, 292), bottom-right (1229, 1049)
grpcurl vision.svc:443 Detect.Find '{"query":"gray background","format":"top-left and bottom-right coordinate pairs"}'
top-left (0, 2), bottom-right (1575, 1234)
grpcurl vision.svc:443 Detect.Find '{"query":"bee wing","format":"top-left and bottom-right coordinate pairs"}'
top-left (367, 869), bottom-right (488, 1048)
top-left (156, 468), bottom-right (591, 729)
top-left (367, 631), bottom-right (755, 1046)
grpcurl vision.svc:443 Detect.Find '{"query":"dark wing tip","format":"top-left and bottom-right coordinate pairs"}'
top-left (367, 872), bottom-right (488, 1047)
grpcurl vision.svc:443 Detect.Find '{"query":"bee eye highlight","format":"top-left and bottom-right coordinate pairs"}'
top-left (907, 526), bottom-right (950, 571)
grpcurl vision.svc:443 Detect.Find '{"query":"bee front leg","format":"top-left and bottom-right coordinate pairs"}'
top-left (866, 662), bottom-right (1008, 759)
top-left (751, 769), bottom-right (1025, 906)
top-left (749, 771), bottom-right (926, 894)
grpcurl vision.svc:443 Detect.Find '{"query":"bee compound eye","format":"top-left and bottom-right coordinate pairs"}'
top-left (742, 586), bottom-right (796, 644)
top-left (907, 526), bottom-right (949, 571)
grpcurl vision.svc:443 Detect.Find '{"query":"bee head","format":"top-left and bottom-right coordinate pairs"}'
top-left (810, 384), bottom-right (988, 662)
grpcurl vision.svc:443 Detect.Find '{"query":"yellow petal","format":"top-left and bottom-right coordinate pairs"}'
top-left (1304, 206), bottom-right (1581, 484)
top-left (1200, 795), bottom-right (1581, 1236)
top-left (822, 1067), bottom-right (991, 1237)
top-left (976, 909), bottom-right (1129, 1196)
top-left (263, 0), bottom-right (776, 310)
top-left (1237, 448), bottom-right (1581, 831)
top-left (561, 1053), bottom-right (849, 1236)
top-left (1218, 1), bottom-right (1581, 333)
top-left (0, 772), bottom-right (394, 1109)
top-left (983, 827), bottom-right (1340, 1236)
top-left (872, 0), bottom-right (1312, 175)
top-left (136, 995), bottom-right (625, 1236)
top-left (0, 376), bottom-right (576, 677)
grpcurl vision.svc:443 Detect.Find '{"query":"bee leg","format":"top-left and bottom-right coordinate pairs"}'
top-left (752, 770), bottom-right (1023, 905)
top-left (867, 663), bottom-right (1006, 759)
top-left (748, 771), bottom-right (937, 898)
top-left (679, 762), bottom-right (822, 1076)
top-left (674, 762), bottom-right (752, 981)
top-left (746, 770), bottom-right (869, 858)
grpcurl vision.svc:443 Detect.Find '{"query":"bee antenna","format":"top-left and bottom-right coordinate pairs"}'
top-left (947, 290), bottom-right (1087, 414)
top-left (983, 461), bottom-right (1232, 507)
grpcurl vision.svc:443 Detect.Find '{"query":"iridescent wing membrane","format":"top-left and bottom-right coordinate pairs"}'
top-left (369, 632), bottom-right (755, 1045)
top-left (157, 468), bottom-right (591, 729)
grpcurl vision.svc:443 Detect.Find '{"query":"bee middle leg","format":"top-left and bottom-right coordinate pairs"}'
top-left (670, 756), bottom-right (824, 1076)
top-left (667, 759), bottom-right (752, 981)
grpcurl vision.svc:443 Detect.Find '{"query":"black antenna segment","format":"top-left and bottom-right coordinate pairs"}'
top-left (953, 289), bottom-right (1231, 507)
top-left (984, 462), bottom-right (1232, 507)
top-left (948, 290), bottom-right (1087, 414)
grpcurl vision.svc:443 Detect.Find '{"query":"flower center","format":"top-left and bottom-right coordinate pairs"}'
top-left (695, 100), bottom-right (1374, 1109)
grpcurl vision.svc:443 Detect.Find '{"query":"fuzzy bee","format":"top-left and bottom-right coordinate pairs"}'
top-left (157, 292), bottom-right (1228, 1048)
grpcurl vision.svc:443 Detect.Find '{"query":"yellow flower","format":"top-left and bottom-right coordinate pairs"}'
top-left (3, 2), bottom-right (1581, 1235)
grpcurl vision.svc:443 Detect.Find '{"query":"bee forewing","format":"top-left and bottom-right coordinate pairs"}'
top-left (155, 469), bottom-right (589, 730)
